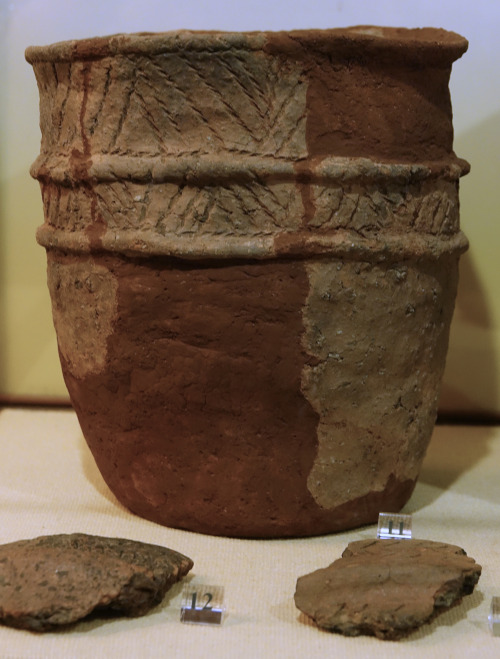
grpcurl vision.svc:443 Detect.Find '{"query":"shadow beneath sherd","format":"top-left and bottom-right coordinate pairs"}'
top-left (401, 588), bottom-right (484, 643)
top-left (40, 577), bottom-right (188, 637)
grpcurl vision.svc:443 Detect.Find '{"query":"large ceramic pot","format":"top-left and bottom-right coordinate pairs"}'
top-left (26, 27), bottom-right (469, 538)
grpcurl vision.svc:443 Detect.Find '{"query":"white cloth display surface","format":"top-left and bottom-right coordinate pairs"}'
top-left (0, 408), bottom-right (498, 658)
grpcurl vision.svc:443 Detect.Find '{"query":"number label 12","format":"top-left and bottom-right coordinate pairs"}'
top-left (180, 585), bottom-right (225, 625)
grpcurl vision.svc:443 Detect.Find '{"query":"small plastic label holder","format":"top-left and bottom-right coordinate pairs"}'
top-left (489, 596), bottom-right (500, 637)
top-left (377, 512), bottom-right (413, 540)
top-left (180, 584), bottom-right (225, 625)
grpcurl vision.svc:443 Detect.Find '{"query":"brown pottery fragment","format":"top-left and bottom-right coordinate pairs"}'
top-left (294, 539), bottom-right (481, 640)
top-left (0, 534), bottom-right (193, 631)
top-left (27, 27), bottom-right (469, 537)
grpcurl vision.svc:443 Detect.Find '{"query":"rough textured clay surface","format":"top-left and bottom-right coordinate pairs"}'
top-left (27, 27), bottom-right (469, 537)
top-left (0, 534), bottom-right (193, 631)
top-left (294, 539), bottom-right (482, 640)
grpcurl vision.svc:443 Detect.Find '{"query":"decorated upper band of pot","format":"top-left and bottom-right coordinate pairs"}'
top-left (25, 27), bottom-right (468, 64)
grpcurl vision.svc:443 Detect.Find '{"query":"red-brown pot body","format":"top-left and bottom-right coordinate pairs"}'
top-left (27, 27), bottom-right (469, 537)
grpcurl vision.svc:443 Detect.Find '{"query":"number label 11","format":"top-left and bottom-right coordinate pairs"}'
top-left (377, 512), bottom-right (413, 540)
top-left (180, 585), bottom-right (225, 625)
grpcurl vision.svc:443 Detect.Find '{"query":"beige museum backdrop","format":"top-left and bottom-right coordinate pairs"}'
top-left (0, 0), bottom-right (499, 417)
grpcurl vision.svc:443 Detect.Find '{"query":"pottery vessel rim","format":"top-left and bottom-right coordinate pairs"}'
top-left (25, 26), bottom-right (468, 64)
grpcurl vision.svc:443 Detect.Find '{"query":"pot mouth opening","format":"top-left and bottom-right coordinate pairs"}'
top-left (25, 26), bottom-right (468, 65)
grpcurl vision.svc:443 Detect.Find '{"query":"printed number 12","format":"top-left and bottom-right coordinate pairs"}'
top-left (191, 592), bottom-right (213, 610)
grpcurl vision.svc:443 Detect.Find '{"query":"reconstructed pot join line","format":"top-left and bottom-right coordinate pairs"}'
top-left (27, 26), bottom-right (469, 537)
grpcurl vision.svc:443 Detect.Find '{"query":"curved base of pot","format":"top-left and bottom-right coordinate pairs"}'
top-left (114, 474), bottom-right (417, 539)
top-left (49, 249), bottom-right (453, 538)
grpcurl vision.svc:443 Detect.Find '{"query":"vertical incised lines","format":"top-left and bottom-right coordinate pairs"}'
top-left (89, 62), bottom-right (113, 137)
top-left (53, 61), bottom-right (72, 144)
top-left (109, 59), bottom-right (138, 151)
